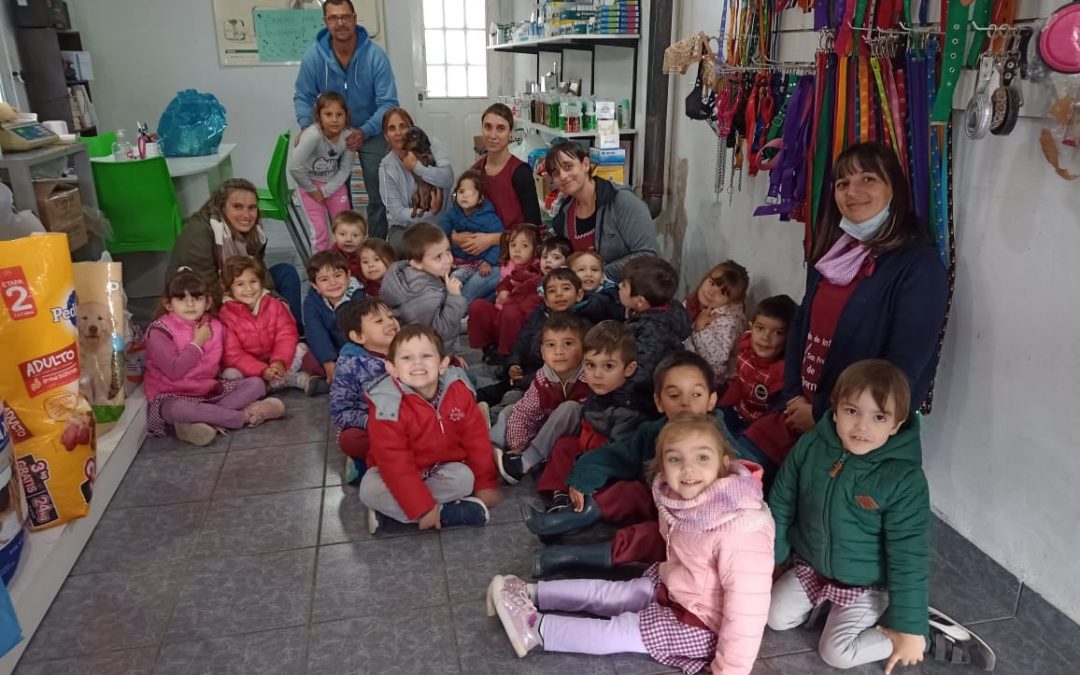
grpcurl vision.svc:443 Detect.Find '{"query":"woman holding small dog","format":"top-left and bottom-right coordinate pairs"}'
top-left (378, 107), bottom-right (454, 255)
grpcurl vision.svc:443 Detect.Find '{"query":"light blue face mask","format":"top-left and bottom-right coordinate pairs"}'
top-left (839, 205), bottom-right (891, 242)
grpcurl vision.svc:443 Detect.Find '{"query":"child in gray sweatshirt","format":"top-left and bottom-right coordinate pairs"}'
top-left (289, 92), bottom-right (356, 252)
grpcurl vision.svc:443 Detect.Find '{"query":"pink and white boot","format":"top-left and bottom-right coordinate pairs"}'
top-left (488, 575), bottom-right (542, 657)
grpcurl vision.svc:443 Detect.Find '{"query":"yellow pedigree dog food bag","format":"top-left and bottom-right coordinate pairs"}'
top-left (0, 234), bottom-right (96, 530)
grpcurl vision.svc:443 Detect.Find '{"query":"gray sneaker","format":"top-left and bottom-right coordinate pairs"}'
top-left (927, 607), bottom-right (996, 671)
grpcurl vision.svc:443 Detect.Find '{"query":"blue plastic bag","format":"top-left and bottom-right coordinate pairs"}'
top-left (0, 581), bottom-right (20, 658)
top-left (157, 89), bottom-right (227, 158)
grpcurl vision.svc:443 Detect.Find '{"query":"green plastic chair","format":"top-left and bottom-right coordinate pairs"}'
top-left (258, 131), bottom-right (311, 260)
top-left (90, 156), bottom-right (182, 254)
top-left (78, 132), bottom-right (116, 158)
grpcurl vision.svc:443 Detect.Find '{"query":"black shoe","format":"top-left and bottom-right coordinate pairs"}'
top-left (522, 495), bottom-right (602, 538)
top-left (495, 447), bottom-right (526, 485)
top-left (927, 607), bottom-right (996, 671)
top-left (439, 497), bottom-right (490, 528)
top-left (547, 491), bottom-right (572, 513)
top-left (534, 542), bottom-right (613, 578)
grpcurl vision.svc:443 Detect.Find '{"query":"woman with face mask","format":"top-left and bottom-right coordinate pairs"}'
top-left (737, 142), bottom-right (948, 471)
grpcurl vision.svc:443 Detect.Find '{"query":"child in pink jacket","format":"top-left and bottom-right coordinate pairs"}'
top-left (488, 414), bottom-right (775, 674)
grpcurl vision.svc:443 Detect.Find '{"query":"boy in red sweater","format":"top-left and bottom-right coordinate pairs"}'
top-left (360, 325), bottom-right (500, 534)
top-left (491, 313), bottom-right (591, 484)
top-left (716, 295), bottom-right (798, 434)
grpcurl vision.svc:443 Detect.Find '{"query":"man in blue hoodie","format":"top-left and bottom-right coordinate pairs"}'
top-left (294, 0), bottom-right (399, 240)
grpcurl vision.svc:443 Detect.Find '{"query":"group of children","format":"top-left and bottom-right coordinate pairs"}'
top-left (143, 98), bottom-right (996, 671)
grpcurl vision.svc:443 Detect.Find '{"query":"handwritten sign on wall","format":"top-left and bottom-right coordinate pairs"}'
top-left (253, 9), bottom-right (324, 63)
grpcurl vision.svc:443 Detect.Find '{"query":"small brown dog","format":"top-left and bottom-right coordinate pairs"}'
top-left (404, 126), bottom-right (442, 217)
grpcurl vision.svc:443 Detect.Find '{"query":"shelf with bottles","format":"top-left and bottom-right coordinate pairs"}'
top-left (489, 33), bottom-right (639, 53)
top-left (514, 118), bottom-right (636, 139)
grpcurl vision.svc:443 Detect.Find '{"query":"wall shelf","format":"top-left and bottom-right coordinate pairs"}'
top-left (489, 34), bottom-right (640, 53)
top-left (514, 118), bottom-right (637, 139)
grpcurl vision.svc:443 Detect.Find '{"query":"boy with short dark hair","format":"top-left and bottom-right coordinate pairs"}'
top-left (539, 235), bottom-right (572, 276)
top-left (717, 294), bottom-right (798, 434)
top-left (303, 249), bottom-right (364, 381)
top-left (507, 268), bottom-right (586, 389)
top-left (618, 255), bottom-right (692, 414)
top-left (360, 325), bottom-right (499, 533)
top-left (491, 313), bottom-right (591, 484)
top-left (379, 222), bottom-right (468, 353)
top-left (538, 320), bottom-right (645, 508)
top-left (330, 297), bottom-right (400, 484)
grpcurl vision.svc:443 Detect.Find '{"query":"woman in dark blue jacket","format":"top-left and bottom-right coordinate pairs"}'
top-left (741, 142), bottom-right (948, 478)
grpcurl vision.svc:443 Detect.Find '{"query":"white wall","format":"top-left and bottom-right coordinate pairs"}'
top-left (61, 0), bottom-right (415, 183)
top-left (669, 2), bottom-right (1080, 622)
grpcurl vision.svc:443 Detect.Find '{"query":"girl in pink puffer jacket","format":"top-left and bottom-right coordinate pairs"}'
top-left (488, 414), bottom-right (775, 674)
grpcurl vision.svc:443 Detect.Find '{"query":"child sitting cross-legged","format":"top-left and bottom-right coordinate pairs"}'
top-left (488, 414), bottom-right (775, 675)
top-left (490, 312), bottom-right (592, 484)
top-left (619, 255), bottom-right (693, 415)
top-left (537, 320), bottom-right (647, 509)
top-left (380, 222), bottom-right (468, 354)
top-left (302, 250), bottom-right (364, 383)
top-left (219, 256), bottom-right (327, 396)
top-left (360, 325), bottom-right (500, 533)
top-left (330, 297), bottom-right (400, 485)
top-left (768, 359), bottom-right (996, 672)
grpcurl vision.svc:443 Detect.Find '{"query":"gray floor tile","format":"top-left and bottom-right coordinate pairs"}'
top-left (165, 548), bottom-right (315, 643)
top-left (324, 439), bottom-right (347, 487)
top-left (452, 600), bottom-right (615, 675)
top-left (214, 441), bottom-right (325, 498)
top-left (1015, 584), bottom-right (1080, 666)
top-left (139, 430), bottom-right (231, 455)
top-left (607, 651), bottom-right (680, 674)
top-left (14, 647), bottom-right (158, 675)
top-left (311, 537), bottom-right (448, 623)
top-left (319, 485), bottom-right (371, 545)
top-left (758, 650), bottom-right (881, 673)
top-left (929, 519), bottom-right (1020, 623)
top-left (154, 626), bottom-right (307, 675)
top-left (757, 625), bottom-right (818, 658)
top-left (440, 521), bottom-right (543, 605)
top-left (72, 501), bottom-right (207, 575)
top-left (228, 393), bottom-right (329, 451)
top-left (929, 548), bottom-right (1019, 624)
top-left (21, 564), bottom-right (185, 661)
top-left (308, 606), bottom-right (461, 675)
top-left (111, 452), bottom-right (224, 508)
top-left (488, 481), bottom-right (539, 525)
top-left (906, 617), bottom-right (1073, 675)
top-left (195, 488), bottom-right (322, 558)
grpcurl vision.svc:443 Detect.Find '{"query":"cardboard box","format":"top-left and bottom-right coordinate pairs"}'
top-left (33, 181), bottom-right (87, 250)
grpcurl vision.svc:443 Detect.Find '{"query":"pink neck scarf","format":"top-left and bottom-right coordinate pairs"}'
top-left (814, 233), bottom-right (871, 285)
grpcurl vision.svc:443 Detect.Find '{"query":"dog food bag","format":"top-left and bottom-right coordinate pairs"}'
top-left (0, 405), bottom-right (26, 585)
top-left (73, 261), bottom-right (126, 430)
top-left (0, 234), bottom-right (96, 530)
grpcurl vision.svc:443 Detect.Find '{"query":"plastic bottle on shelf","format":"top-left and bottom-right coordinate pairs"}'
top-left (111, 129), bottom-right (137, 161)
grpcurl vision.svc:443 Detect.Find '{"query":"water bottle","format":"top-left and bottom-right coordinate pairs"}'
top-left (111, 129), bottom-right (136, 161)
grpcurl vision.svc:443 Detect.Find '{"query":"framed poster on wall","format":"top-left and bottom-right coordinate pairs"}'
top-left (213, 0), bottom-right (384, 66)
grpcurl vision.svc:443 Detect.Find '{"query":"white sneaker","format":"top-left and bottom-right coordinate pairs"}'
top-left (174, 422), bottom-right (217, 446)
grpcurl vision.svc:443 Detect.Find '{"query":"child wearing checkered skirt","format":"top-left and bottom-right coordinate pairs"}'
top-left (487, 415), bottom-right (775, 674)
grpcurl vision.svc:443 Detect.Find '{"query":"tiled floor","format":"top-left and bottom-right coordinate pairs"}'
top-left (14, 390), bottom-right (1079, 674)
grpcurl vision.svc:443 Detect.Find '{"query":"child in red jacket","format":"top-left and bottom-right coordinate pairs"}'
top-left (716, 295), bottom-right (798, 437)
top-left (219, 256), bottom-right (327, 395)
top-left (360, 325), bottom-right (500, 533)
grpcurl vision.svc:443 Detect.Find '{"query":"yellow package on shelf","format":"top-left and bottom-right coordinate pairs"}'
top-left (593, 165), bottom-right (625, 185)
top-left (0, 234), bottom-right (96, 531)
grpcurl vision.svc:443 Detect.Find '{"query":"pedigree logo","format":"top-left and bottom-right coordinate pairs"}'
top-left (19, 343), bottom-right (80, 397)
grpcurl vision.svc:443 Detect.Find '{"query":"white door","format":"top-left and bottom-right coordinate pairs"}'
top-left (407, 0), bottom-right (496, 174)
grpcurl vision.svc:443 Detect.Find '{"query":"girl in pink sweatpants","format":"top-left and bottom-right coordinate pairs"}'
top-left (288, 92), bottom-right (356, 252)
top-left (488, 416), bottom-right (775, 675)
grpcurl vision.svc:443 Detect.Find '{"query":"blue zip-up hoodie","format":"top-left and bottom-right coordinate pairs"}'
top-left (302, 277), bottom-right (364, 365)
top-left (330, 342), bottom-right (387, 431)
top-left (294, 27), bottom-right (399, 139)
top-left (440, 200), bottom-right (504, 266)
